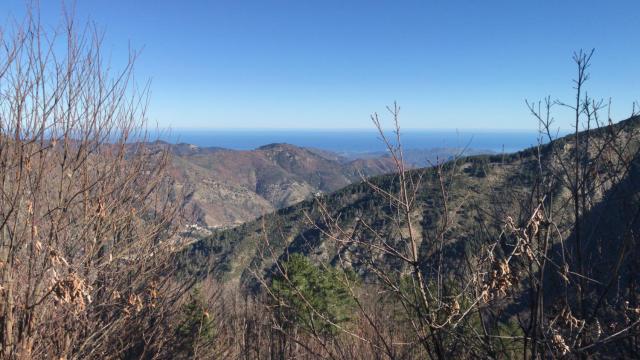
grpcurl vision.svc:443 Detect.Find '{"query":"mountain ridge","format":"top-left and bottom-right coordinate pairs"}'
top-left (182, 116), bottom-right (640, 292)
top-left (165, 141), bottom-right (401, 227)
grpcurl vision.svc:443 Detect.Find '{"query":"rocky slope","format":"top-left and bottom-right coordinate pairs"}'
top-left (165, 142), bottom-right (399, 227)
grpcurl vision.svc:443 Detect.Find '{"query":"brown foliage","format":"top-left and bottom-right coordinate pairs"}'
top-left (0, 8), bottom-right (190, 359)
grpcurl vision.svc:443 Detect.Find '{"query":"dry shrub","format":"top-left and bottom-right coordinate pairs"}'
top-left (0, 7), bottom-right (190, 359)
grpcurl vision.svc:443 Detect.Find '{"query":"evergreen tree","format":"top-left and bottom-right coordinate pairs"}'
top-left (271, 253), bottom-right (356, 336)
top-left (175, 287), bottom-right (216, 357)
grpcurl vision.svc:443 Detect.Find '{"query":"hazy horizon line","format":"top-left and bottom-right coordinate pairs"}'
top-left (152, 127), bottom-right (544, 133)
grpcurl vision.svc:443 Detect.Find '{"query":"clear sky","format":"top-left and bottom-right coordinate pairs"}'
top-left (1, 1), bottom-right (638, 130)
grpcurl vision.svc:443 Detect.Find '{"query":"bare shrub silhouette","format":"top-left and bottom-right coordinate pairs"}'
top-left (243, 52), bottom-right (640, 359)
top-left (0, 8), bottom-right (193, 359)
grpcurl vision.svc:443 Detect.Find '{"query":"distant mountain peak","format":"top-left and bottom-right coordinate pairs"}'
top-left (256, 143), bottom-right (297, 151)
top-left (167, 141), bottom-right (398, 227)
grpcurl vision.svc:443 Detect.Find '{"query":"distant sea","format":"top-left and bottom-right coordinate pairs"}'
top-left (155, 129), bottom-right (546, 155)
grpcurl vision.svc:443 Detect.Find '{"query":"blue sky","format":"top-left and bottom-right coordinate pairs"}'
top-left (1, 1), bottom-right (638, 130)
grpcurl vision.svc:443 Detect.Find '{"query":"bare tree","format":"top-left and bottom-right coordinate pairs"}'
top-left (0, 7), bottom-right (191, 359)
top-left (242, 52), bottom-right (640, 359)
top-left (522, 49), bottom-right (640, 358)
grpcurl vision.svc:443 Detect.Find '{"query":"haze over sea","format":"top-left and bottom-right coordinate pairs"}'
top-left (158, 129), bottom-right (545, 155)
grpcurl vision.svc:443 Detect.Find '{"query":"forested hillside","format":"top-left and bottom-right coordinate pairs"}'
top-left (182, 105), bottom-right (640, 358)
top-left (186, 116), bottom-right (640, 287)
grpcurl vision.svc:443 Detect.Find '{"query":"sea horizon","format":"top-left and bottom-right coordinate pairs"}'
top-left (152, 128), bottom-right (554, 155)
